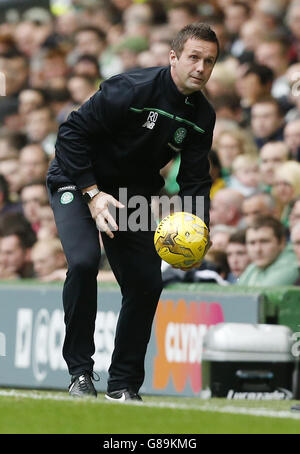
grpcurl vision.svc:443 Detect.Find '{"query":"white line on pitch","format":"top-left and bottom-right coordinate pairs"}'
top-left (0, 389), bottom-right (299, 420)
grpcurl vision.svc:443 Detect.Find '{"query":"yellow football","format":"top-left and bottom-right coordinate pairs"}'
top-left (154, 212), bottom-right (209, 269)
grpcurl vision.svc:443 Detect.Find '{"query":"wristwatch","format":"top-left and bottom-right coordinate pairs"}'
top-left (82, 188), bottom-right (100, 204)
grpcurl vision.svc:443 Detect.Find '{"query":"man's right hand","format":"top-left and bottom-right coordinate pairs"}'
top-left (88, 191), bottom-right (124, 238)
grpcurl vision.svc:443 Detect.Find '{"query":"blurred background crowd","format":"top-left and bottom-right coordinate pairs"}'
top-left (1, 0), bottom-right (300, 287)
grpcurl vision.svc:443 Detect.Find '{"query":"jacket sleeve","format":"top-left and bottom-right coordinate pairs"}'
top-left (176, 111), bottom-right (215, 229)
top-left (55, 75), bottom-right (134, 189)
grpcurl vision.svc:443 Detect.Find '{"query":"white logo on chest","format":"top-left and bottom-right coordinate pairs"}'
top-left (142, 111), bottom-right (158, 129)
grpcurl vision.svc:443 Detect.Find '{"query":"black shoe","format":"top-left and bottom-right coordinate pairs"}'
top-left (68, 372), bottom-right (98, 397)
top-left (105, 388), bottom-right (142, 402)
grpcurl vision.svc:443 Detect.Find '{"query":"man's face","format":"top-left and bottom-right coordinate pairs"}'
top-left (259, 144), bottom-right (287, 185)
top-left (0, 235), bottom-right (27, 276)
top-left (170, 38), bottom-right (218, 95)
top-left (21, 185), bottom-right (48, 224)
top-left (225, 4), bottom-right (248, 34)
top-left (32, 245), bottom-right (58, 278)
top-left (242, 196), bottom-right (272, 226)
top-left (217, 133), bottom-right (240, 169)
top-left (19, 146), bottom-right (48, 184)
top-left (246, 226), bottom-right (284, 269)
top-left (226, 242), bottom-right (250, 277)
top-left (255, 42), bottom-right (285, 76)
top-left (251, 103), bottom-right (282, 139)
top-left (19, 90), bottom-right (44, 116)
top-left (284, 121), bottom-right (300, 154)
top-left (75, 31), bottom-right (104, 57)
top-left (25, 110), bottom-right (53, 142)
top-left (239, 73), bottom-right (265, 103)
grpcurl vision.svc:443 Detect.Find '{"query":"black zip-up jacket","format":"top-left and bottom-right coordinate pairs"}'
top-left (47, 66), bottom-right (215, 226)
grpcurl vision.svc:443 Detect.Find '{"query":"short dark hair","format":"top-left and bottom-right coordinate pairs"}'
top-left (212, 93), bottom-right (241, 112)
top-left (244, 63), bottom-right (274, 86)
top-left (75, 26), bottom-right (106, 42)
top-left (0, 212), bottom-right (36, 248)
top-left (171, 22), bottom-right (219, 60)
top-left (228, 229), bottom-right (246, 245)
top-left (251, 96), bottom-right (284, 117)
top-left (247, 215), bottom-right (286, 243)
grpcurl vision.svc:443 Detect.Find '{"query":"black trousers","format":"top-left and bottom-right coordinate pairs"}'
top-left (49, 186), bottom-right (163, 393)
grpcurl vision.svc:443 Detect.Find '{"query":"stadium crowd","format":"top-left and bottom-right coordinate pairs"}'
top-left (1, 0), bottom-right (300, 287)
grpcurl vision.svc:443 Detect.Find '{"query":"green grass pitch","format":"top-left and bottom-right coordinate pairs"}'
top-left (0, 389), bottom-right (300, 434)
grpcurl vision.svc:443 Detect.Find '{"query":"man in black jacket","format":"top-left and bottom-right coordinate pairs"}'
top-left (47, 23), bottom-right (219, 400)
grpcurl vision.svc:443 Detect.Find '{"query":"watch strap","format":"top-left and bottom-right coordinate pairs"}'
top-left (82, 188), bottom-right (100, 203)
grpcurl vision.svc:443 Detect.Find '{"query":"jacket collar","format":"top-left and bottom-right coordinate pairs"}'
top-left (162, 66), bottom-right (200, 109)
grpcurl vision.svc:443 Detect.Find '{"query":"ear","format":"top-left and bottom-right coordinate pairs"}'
top-left (169, 49), bottom-right (178, 67)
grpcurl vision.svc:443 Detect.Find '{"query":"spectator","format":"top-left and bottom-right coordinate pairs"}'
top-left (211, 93), bottom-right (243, 124)
top-left (239, 18), bottom-right (266, 58)
top-left (214, 127), bottom-right (257, 179)
top-left (238, 63), bottom-right (274, 124)
top-left (210, 224), bottom-right (237, 251)
top-left (210, 188), bottom-right (244, 227)
top-left (225, 2), bottom-right (251, 51)
top-left (31, 238), bottom-right (67, 282)
top-left (228, 154), bottom-right (260, 196)
top-left (0, 159), bottom-right (21, 198)
top-left (237, 217), bottom-right (298, 287)
top-left (67, 75), bottom-right (98, 105)
top-left (44, 86), bottom-right (74, 126)
top-left (251, 97), bottom-right (285, 148)
top-left (226, 229), bottom-right (251, 283)
top-left (24, 106), bottom-right (57, 157)
top-left (205, 61), bottom-right (237, 98)
top-left (238, 215), bottom-right (299, 286)
top-left (0, 131), bottom-right (25, 161)
top-left (0, 175), bottom-right (22, 217)
top-left (0, 50), bottom-right (29, 97)
top-left (0, 97), bottom-right (22, 133)
top-left (20, 181), bottom-right (48, 233)
top-left (36, 203), bottom-right (58, 241)
top-left (18, 87), bottom-right (45, 116)
top-left (259, 141), bottom-right (289, 192)
top-left (0, 212), bottom-right (36, 279)
top-left (167, 2), bottom-right (199, 33)
top-left (242, 192), bottom-right (276, 226)
top-left (272, 160), bottom-right (300, 227)
top-left (72, 54), bottom-right (102, 80)
top-left (73, 26), bottom-right (106, 60)
top-left (254, 36), bottom-right (290, 99)
top-left (254, 0), bottom-right (287, 35)
top-left (283, 119), bottom-right (300, 160)
top-left (19, 144), bottom-right (49, 186)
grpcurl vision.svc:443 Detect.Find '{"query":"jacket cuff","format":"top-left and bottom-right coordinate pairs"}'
top-left (74, 171), bottom-right (98, 190)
